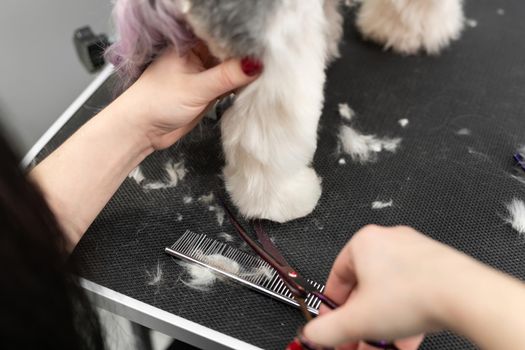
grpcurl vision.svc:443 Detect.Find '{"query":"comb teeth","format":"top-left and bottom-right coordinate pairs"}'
top-left (165, 230), bottom-right (325, 314)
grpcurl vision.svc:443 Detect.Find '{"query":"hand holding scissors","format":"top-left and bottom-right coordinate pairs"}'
top-left (221, 200), bottom-right (399, 349)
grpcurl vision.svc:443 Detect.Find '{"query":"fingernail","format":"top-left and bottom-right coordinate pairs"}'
top-left (241, 57), bottom-right (263, 76)
top-left (286, 339), bottom-right (304, 350)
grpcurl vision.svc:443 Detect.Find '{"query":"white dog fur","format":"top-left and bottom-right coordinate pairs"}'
top-left (219, 0), bottom-right (329, 222)
top-left (220, 0), bottom-right (463, 222)
top-left (357, 0), bottom-right (465, 54)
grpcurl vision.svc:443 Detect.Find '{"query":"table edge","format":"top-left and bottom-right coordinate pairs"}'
top-left (21, 64), bottom-right (115, 168)
top-left (81, 278), bottom-right (263, 350)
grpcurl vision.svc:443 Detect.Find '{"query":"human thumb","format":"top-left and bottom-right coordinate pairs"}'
top-left (195, 57), bottom-right (263, 101)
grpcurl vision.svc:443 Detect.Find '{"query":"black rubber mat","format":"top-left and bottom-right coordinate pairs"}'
top-left (34, 1), bottom-right (525, 349)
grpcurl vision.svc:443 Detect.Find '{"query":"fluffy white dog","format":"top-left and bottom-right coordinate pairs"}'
top-left (109, 0), bottom-right (464, 223)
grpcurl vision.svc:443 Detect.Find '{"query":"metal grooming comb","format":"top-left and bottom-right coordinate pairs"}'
top-left (165, 230), bottom-right (325, 315)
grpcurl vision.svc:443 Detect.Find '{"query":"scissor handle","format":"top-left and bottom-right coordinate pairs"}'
top-left (310, 291), bottom-right (338, 310)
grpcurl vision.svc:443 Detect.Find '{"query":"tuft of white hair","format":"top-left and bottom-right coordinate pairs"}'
top-left (218, 232), bottom-right (235, 242)
top-left (179, 252), bottom-right (275, 291)
top-left (142, 161), bottom-right (187, 190)
top-left (242, 265), bottom-right (275, 281)
top-left (372, 200), bottom-right (393, 209)
top-left (128, 166), bottom-right (146, 185)
top-left (465, 19), bottom-right (478, 28)
top-left (208, 205), bottom-right (226, 226)
top-left (146, 262), bottom-right (163, 286)
top-left (179, 262), bottom-right (218, 291)
top-left (338, 103), bottom-right (355, 121)
top-left (179, 253), bottom-right (241, 291)
top-left (196, 193), bottom-right (225, 226)
top-left (339, 125), bottom-right (401, 163)
top-left (398, 119), bottom-right (409, 128)
top-left (198, 192), bottom-right (215, 205)
top-left (505, 199), bottom-right (525, 235)
top-left (165, 161), bottom-right (187, 184)
top-left (456, 128), bottom-right (471, 136)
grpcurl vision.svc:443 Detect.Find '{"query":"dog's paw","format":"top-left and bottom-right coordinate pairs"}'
top-left (356, 0), bottom-right (464, 55)
top-left (225, 166), bottom-right (322, 223)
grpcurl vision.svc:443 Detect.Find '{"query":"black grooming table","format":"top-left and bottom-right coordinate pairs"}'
top-left (27, 1), bottom-right (525, 349)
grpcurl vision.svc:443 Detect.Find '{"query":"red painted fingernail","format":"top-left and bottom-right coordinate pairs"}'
top-left (241, 57), bottom-right (263, 76)
top-left (286, 339), bottom-right (304, 350)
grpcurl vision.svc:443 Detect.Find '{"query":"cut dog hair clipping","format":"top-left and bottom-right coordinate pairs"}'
top-left (505, 199), bottom-right (525, 235)
top-left (398, 119), bottom-right (409, 128)
top-left (371, 200), bottom-right (393, 209)
top-left (338, 103), bottom-right (355, 121)
top-left (338, 125), bottom-right (401, 163)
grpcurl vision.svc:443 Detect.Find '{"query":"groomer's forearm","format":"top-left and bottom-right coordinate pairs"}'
top-left (30, 95), bottom-right (153, 250)
top-left (440, 257), bottom-right (525, 350)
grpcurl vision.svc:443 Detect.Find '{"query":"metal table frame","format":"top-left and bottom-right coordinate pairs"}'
top-left (22, 65), bottom-right (262, 350)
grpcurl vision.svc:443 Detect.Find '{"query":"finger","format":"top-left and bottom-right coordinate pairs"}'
top-left (307, 303), bottom-right (425, 349)
top-left (323, 240), bottom-right (358, 306)
top-left (304, 302), bottom-right (366, 347)
top-left (395, 334), bottom-right (425, 350)
top-left (193, 57), bottom-right (263, 101)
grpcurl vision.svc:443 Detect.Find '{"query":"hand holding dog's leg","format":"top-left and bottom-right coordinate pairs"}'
top-left (31, 49), bottom-right (259, 250)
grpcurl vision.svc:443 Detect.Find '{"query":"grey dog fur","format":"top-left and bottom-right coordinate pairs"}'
top-left (187, 0), bottom-right (280, 58)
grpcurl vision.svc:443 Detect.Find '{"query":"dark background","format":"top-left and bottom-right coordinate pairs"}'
top-left (34, 1), bottom-right (525, 349)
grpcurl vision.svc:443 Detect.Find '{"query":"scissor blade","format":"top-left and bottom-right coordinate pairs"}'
top-left (296, 297), bottom-right (313, 322)
top-left (253, 220), bottom-right (289, 266)
top-left (220, 199), bottom-right (307, 297)
top-left (220, 199), bottom-right (285, 267)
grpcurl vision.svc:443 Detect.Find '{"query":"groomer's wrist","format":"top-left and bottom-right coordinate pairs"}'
top-left (435, 254), bottom-right (500, 338)
top-left (408, 249), bottom-right (481, 334)
top-left (117, 81), bottom-right (187, 151)
top-left (108, 89), bottom-right (156, 158)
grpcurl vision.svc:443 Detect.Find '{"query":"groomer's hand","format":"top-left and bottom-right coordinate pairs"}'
top-left (120, 44), bottom-right (262, 150)
top-left (296, 225), bottom-right (500, 350)
top-left (31, 43), bottom-right (262, 250)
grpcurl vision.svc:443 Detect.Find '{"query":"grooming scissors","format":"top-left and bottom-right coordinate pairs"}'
top-left (221, 200), bottom-right (398, 350)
